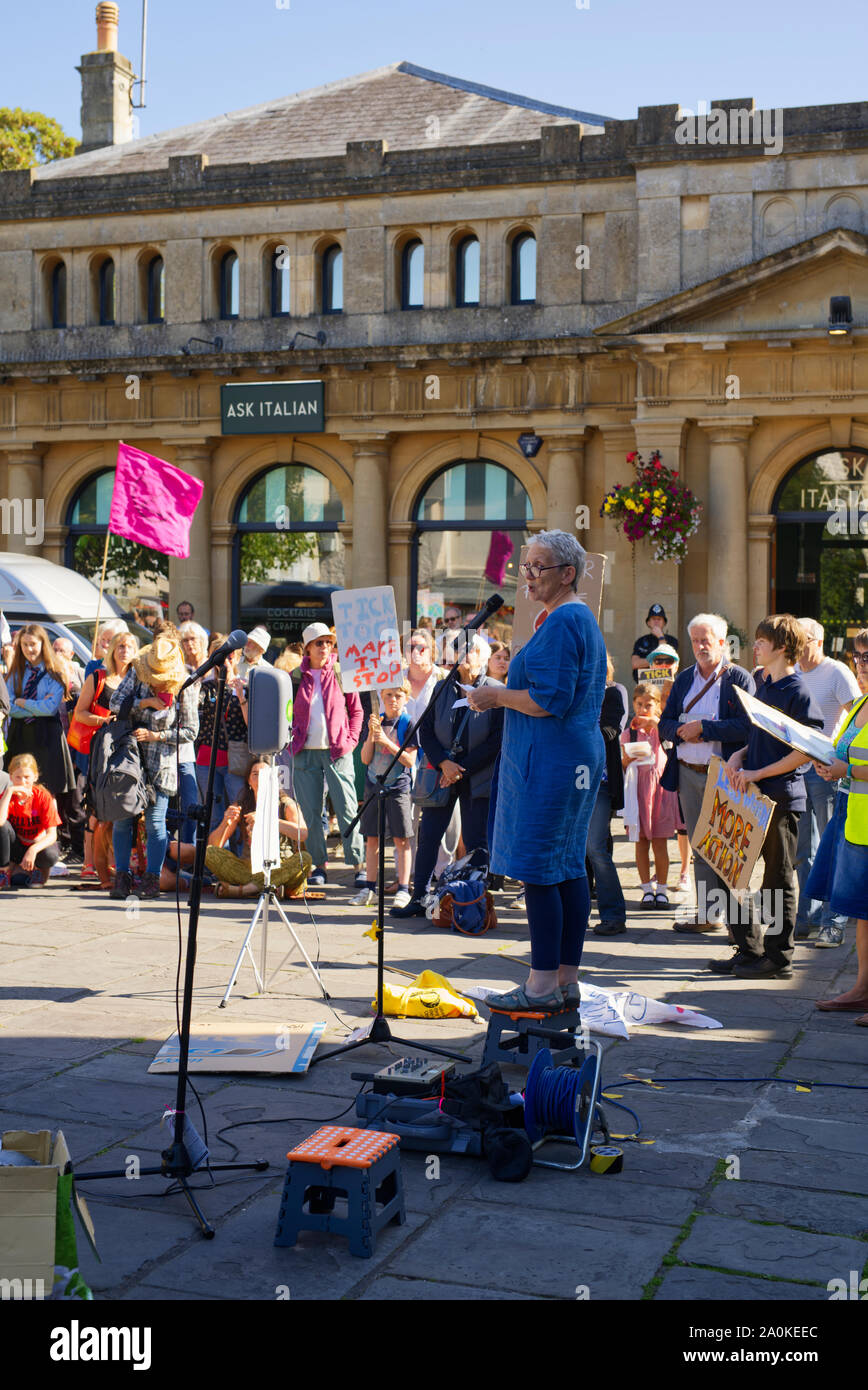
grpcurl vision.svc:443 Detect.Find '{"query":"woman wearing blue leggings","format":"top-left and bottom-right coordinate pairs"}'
top-left (467, 531), bottom-right (606, 1012)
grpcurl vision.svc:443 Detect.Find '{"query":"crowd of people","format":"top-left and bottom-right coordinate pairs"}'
top-left (1, 540), bottom-right (866, 1026)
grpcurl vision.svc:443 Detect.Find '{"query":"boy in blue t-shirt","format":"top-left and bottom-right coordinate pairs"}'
top-left (352, 681), bottom-right (417, 910)
top-left (714, 614), bottom-right (824, 980)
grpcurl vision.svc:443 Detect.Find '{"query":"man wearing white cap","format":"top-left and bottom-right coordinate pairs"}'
top-left (237, 626), bottom-right (273, 679)
top-left (286, 622), bottom-right (364, 886)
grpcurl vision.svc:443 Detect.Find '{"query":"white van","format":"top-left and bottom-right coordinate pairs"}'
top-left (0, 554), bottom-right (150, 663)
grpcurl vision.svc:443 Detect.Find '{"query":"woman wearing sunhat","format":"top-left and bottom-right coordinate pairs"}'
top-left (287, 622), bottom-right (364, 886)
top-left (108, 632), bottom-right (199, 900)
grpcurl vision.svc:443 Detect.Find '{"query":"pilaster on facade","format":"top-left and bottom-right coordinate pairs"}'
top-left (341, 432), bottom-right (393, 589)
top-left (544, 428), bottom-right (588, 533)
top-left (698, 416), bottom-right (756, 634)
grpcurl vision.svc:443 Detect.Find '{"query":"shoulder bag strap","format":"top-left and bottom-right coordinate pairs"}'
top-left (682, 664), bottom-right (729, 717)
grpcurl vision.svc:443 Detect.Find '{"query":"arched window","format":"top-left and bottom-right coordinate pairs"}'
top-left (219, 250), bottom-right (240, 319)
top-left (413, 461), bottom-right (533, 643)
top-left (456, 236), bottom-right (480, 307)
top-left (321, 244), bottom-right (343, 314)
top-left (146, 255), bottom-right (165, 323)
top-left (50, 261), bottom-right (67, 328)
top-left (65, 469), bottom-right (168, 635)
top-left (270, 246), bottom-right (291, 317)
top-left (773, 447), bottom-right (868, 651)
top-left (401, 239), bottom-right (424, 309)
top-left (234, 464), bottom-right (346, 648)
top-left (510, 232), bottom-right (536, 305)
top-left (97, 258), bottom-right (116, 326)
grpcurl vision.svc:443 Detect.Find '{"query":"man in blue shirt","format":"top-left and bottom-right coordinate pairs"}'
top-left (714, 614), bottom-right (824, 980)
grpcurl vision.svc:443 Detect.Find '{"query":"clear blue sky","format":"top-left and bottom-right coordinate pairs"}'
top-left (2, 0), bottom-right (864, 144)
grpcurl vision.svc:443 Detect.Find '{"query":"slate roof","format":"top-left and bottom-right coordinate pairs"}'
top-left (35, 60), bottom-right (612, 180)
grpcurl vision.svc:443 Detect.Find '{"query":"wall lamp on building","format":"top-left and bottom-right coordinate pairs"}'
top-left (283, 331), bottom-right (328, 350)
top-left (517, 432), bottom-right (543, 459)
top-left (181, 336), bottom-right (224, 355)
top-left (828, 296), bottom-right (853, 336)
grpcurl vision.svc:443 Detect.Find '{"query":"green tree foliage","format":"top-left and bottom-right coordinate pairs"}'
top-left (0, 108), bottom-right (78, 170)
top-left (239, 531), bottom-right (317, 583)
top-left (72, 534), bottom-right (168, 594)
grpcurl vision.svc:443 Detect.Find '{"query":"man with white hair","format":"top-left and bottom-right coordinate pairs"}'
top-left (794, 617), bottom-right (861, 945)
top-left (658, 614), bottom-right (755, 939)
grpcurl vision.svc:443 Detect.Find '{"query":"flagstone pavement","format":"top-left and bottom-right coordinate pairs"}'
top-left (1, 830), bottom-right (865, 1303)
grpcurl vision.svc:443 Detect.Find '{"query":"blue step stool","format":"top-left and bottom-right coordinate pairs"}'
top-left (274, 1125), bottom-right (406, 1259)
top-left (482, 1004), bottom-right (583, 1069)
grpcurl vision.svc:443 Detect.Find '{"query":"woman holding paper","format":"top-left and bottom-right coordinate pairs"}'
top-left (464, 531), bottom-right (606, 1013)
top-left (808, 643), bottom-right (868, 1024)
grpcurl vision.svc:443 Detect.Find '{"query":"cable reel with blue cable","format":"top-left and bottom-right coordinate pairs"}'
top-left (523, 1044), bottom-right (623, 1173)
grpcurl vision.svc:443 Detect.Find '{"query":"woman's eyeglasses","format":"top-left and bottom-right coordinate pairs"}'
top-left (854, 651), bottom-right (868, 665)
top-left (519, 561), bottom-right (569, 580)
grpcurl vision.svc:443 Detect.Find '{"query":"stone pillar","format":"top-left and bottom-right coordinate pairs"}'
top-left (545, 430), bottom-right (587, 535)
top-left (210, 523), bottom-right (234, 635)
top-left (343, 433), bottom-right (392, 588)
top-left (164, 439), bottom-right (214, 628)
top-left (748, 513), bottom-right (775, 654)
top-left (387, 520), bottom-right (414, 626)
top-left (3, 446), bottom-right (46, 555)
top-left (631, 418), bottom-right (689, 645)
top-left (698, 418), bottom-right (755, 637)
top-left (598, 425), bottom-right (637, 677)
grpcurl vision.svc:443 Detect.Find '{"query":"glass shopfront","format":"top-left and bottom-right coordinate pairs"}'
top-left (412, 461), bottom-right (533, 644)
top-left (234, 464), bottom-right (345, 652)
top-left (774, 448), bottom-right (868, 655)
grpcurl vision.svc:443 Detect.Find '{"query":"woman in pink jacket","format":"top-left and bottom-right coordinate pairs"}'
top-left (284, 622), bottom-right (364, 886)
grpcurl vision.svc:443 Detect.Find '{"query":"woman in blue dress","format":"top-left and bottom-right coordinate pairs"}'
top-left (467, 531), bottom-right (606, 1012)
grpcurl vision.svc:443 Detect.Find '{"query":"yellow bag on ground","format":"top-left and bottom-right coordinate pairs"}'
top-left (378, 969), bottom-right (478, 1020)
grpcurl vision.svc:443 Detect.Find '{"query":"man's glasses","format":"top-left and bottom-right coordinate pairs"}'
top-left (519, 561), bottom-right (569, 580)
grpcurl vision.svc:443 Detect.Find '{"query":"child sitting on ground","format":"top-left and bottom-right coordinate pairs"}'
top-left (0, 753), bottom-right (62, 887)
top-left (621, 682), bottom-right (681, 908)
top-left (353, 681), bottom-right (417, 909)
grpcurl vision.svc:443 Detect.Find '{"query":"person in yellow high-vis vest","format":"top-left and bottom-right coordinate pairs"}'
top-left (807, 645), bottom-right (868, 1026)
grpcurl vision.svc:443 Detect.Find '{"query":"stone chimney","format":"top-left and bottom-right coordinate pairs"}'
top-left (77, 3), bottom-right (135, 154)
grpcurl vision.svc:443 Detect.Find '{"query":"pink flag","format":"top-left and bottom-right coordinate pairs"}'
top-left (109, 443), bottom-right (204, 558)
top-left (484, 530), bottom-right (514, 586)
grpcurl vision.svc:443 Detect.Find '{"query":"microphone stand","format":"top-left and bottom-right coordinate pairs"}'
top-left (310, 604), bottom-right (500, 1069)
top-left (76, 656), bottom-right (269, 1238)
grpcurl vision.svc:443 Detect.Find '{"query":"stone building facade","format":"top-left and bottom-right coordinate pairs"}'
top-left (1, 8), bottom-right (867, 671)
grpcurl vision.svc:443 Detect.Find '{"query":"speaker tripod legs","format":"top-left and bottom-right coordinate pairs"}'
top-left (220, 885), bottom-right (329, 1008)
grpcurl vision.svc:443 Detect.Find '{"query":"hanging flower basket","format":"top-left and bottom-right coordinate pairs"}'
top-left (599, 450), bottom-right (702, 564)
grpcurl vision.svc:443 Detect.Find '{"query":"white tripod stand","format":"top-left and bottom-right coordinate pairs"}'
top-left (219, 761), bottom-right (329, 1008)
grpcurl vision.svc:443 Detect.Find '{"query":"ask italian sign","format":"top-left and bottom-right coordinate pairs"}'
top-left (220, 381), bottom-right (325, 434)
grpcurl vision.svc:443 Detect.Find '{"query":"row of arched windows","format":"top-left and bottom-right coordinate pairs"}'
top-left (45, 254), bottom-right (164, 329)
top-left (42, 230), bottom-right (537, 329)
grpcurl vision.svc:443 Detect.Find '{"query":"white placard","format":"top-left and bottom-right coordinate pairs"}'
top-left (331, 586), bottom-right (403, 695)
top-left (734, 685), bottom-right (837, 765)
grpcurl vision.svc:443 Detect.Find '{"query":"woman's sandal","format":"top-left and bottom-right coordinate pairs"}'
top-left (641, 891), bottom-right (657, 906)
top-left (216, 882), bottom-right (244, 898)
top-left (485, 985), bottom-right (565, 1014)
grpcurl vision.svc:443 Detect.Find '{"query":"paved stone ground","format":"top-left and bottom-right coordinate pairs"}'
top-left (1, 831), bottom-right (866, 1303)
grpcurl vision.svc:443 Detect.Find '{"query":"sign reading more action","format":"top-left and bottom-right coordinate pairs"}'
top-left (332, 586), bottom-right (403, 693)
top-left (690, 756), bottom-right (775, 893)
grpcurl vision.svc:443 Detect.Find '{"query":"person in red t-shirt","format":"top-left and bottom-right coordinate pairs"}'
top-left (0, 753), bottom-right (62, 887)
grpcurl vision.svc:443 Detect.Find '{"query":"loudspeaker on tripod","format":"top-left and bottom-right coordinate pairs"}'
top-left (247, 666), bottom-right (294, 755)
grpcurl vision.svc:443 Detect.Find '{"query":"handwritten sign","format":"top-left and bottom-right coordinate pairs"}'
top-left (690, 756), bottom-right (775, 893)
top-left (331, 586), bottom-right (403, 694)
top-left (635, 667), bottom-right (672, 688)
top-left (511, 547), bottom-right (607, 653)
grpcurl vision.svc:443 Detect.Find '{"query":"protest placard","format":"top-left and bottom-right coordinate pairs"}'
top-left (734, 685), bottom-right (837, 765)
top-left (635, 667), bottom-right (672, 689)
top-left (690, 755), bottom-right (775, 893)
top-left (330, 586), bottom-right (403, 694)
top-left (511, 547), bottom-right (607, 653)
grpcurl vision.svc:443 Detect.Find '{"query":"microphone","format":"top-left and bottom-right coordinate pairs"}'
top-left (465, 593), bottom-right (504, 630)
top-left (179, 629), bottom-right (247, 690)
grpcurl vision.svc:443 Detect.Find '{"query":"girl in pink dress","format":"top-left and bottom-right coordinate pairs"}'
top-left (620, 682), bottom-right (680, 907)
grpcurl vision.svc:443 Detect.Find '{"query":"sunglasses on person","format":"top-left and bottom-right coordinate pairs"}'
top-left (519, 561), bottom-right (570, 579)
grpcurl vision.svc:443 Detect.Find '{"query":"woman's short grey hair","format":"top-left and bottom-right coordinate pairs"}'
top-left (99, 617), bottom-right (129, 642)
top-left (178, 621), bottom-right (209, 647)
top-left (532, 530), bottom-right (586, 592)
top-left (687, 613), bottom-right (728, 641)
top-left (443, 632), bottom-right (491, 667)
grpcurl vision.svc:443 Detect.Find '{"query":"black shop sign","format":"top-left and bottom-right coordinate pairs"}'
top-left (221, 381), bottom-right (325, 434)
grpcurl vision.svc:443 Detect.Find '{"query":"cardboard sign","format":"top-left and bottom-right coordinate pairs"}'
top-left (635, 667), bottom-right (674, 688)
top-left (690, 756), bottom-right (775, 892)
top-left (511, 548), bottom-right (607, 653)
top-left (330, 586), bottom-right (403, 693)
top-left (148, 1023), bottom-right (327, 1075)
